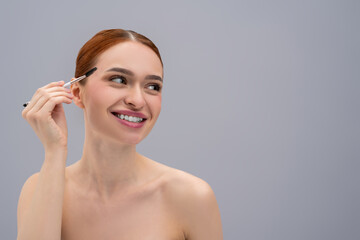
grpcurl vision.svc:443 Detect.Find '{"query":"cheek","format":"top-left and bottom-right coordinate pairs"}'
top-left (84, 85), bottom-right (113, 122)
top-left (147, 95), bottom-right (162, 117)
top-left (84, 86), bottom-right (103, 122)
top-left (86, 83), bottom-right (115, 107)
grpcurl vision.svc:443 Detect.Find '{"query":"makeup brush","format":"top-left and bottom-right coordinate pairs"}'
top-left (23, 67), bottom-right (97, 107)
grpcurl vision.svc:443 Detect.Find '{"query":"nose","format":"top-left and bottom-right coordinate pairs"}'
top-left (124, 86), bottom-right (145, 110)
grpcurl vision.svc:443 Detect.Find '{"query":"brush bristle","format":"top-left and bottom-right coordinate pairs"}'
top-left (85, 67), bottom-right (97, 77)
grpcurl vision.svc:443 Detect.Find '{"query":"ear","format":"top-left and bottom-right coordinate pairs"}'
top-left (70, 80), bottom-right (85, 109)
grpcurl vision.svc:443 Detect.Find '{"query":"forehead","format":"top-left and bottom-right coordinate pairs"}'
top-left (96, 41), bottom-right (163, 77)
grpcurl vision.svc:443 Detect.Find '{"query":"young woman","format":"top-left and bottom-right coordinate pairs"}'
top-left (18, 29), bottom-right (223, 240)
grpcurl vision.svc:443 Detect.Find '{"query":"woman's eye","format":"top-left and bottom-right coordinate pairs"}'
top-left (110, 75), bottom-right (126, 84)
top-left (147, 84), bottom-right (161, 92)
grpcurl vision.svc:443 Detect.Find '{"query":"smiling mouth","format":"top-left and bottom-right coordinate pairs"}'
top-left (111, 112), bottom-right (146, 123)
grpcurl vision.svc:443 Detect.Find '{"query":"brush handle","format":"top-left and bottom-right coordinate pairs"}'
top-left (63, 75), bottom-right (86, 88)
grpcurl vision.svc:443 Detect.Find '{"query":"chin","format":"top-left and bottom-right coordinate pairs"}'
top-left (92, 120), bottom-right (154, 145)
top-left (123, 138), bottom-right (143, 145)
top-left (114, 134), bottom-right (145, 146)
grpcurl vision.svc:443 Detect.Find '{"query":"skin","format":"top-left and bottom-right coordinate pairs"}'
top-left (18, 41), bottom-right (223, 240)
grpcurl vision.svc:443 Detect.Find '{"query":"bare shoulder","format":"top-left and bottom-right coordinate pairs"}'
top-left (17, 172), bottom-right (40, 228)
top-left (156, 164), bottom-right (223, 240)
top-left (18, 172), bottom-right (40, 207)
top-left (162, 167), bottom-right (213, 199)
top-left (144, 156), bottom-right (213, 198)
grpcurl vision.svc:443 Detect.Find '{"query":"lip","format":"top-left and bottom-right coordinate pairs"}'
top-left (110, 110), bottom-right (148, 129)
top-left (111, 112), bottom-right (147, 129)
top-left (111, 110), bottom-right (148, 119)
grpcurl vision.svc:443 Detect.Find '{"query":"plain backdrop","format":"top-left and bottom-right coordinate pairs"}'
top-left (1, 0), bottom-right (359, 239)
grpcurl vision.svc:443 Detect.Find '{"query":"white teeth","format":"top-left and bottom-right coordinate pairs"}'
top-left (115, 113), bottom-right (143, 123)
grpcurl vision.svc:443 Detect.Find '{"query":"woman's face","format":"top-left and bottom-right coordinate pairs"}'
top-left (73, 41), bottom-right (163, 145)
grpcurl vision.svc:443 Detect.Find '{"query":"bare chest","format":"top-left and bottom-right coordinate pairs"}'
top-left (61, 183), bottom-right (185, 240)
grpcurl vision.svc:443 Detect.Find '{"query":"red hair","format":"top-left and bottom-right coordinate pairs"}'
top-left (75, 29), bottom-right (163, 84)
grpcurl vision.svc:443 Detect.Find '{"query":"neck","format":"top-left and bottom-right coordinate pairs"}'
top-left (74, 130), bottom-right (145, 200)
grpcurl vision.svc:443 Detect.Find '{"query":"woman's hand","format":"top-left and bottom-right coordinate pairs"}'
top-left (22, 81), bottom-right (74, 151)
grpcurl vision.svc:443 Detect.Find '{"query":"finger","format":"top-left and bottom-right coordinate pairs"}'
top-left (24, 93), bottom-right (72, 124)
top-left (42, 81), bottom-right (65, 89)
top-left (25, 91), bottom-right (72, 120)
top-left (22, 89), bottom-right (46, 117)
top-left (46, 86), bottom-right (72, 94)
top-left (23, 82), bottom-right (69, 112)
top-left (39, 96), bottom-right (73, 117)
top-left (28, 95), bottom-right (73, 122)
top-left (24, 87), bottom-right (54, 114)
top-left (31, 91), bottom-right (73, 114)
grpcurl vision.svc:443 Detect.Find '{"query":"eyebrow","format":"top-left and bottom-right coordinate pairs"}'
top-left (106, 67), bottom-right (163, 82)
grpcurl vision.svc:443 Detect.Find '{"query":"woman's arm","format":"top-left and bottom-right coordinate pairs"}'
top-left (17, 81), bottom-right (73, 240)
top-left (17, 149), bottom-right (67, 240)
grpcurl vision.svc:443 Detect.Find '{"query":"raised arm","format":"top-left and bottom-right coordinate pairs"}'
top-left (17, 81), bottom-right (73, 240)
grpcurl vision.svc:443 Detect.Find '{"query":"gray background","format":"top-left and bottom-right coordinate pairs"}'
top-left (1, 0), bottom-right (359, 239)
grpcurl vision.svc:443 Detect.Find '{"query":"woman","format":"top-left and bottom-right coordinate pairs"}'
top-left (18, 29), bottom-right (223, 240)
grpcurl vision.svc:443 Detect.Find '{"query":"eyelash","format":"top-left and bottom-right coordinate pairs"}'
top-left (109, 75), bottom-right (127, 84)
top-left (109, 75), bottom-right (162, 92)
